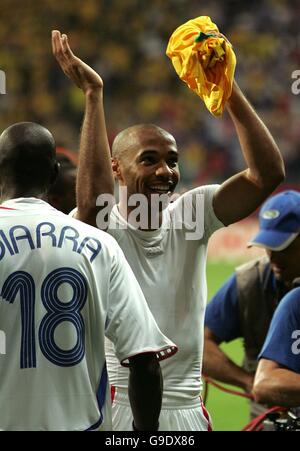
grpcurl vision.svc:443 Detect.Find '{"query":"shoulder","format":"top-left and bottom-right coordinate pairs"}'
top-left (209, 273), bottom-right (238, 303)
top-left (206, 273), bottom-right (239, 313)
top-left (66, 213), bottom-right (121, 252)
top-left (236, 256), bottom-right (269, 274)
top-left (169, 185), bottom-right (224, 236)
top-left (235, 256), bottom-right (271, 288)
top-left (264, 287), bottom-right (300, 343)
top-left (275, 287), bottom-right (300, 320)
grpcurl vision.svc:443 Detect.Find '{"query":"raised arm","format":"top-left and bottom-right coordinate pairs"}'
top-left (52, 30), bottom-right (114, 225)
top-left (213, 81), bottom-right (285, 226)
top-left (253, 359), bottom-right (300, 407)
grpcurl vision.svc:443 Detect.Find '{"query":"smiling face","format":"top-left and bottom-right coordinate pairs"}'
top-left (112, 125), bottom-right (180, 210)
top-left (266, 235), bottom-right (300, 286)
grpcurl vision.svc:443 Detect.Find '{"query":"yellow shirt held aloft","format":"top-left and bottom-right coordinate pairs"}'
top-left (166, 16), bottom-right (236, 117)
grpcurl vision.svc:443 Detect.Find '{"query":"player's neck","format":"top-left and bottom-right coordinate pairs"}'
top-left (0, 187), bottom-right (45, 204)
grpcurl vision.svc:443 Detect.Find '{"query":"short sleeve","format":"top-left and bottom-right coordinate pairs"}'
top-left (259, 287), bottom-right (300, 373)
top-left (201, 184), bottom-right (225, 239)
top-left (169, 185), bottom-right (224, 242)
top-left (105, 243), bottom-right (177, 365)
top-left (205, 274), bottom-right (241, 341)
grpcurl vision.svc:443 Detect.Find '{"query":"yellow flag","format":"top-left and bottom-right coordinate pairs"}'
top-left (166, 16), bottom-right (236, 117)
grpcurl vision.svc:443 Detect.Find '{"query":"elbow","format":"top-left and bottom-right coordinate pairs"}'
top-left (266, 166), bottom-right (285, 191)
top-left (273, 164), bottom-right (286, 186)
top-left (257, 165), bottom-right (285, 194)
top-left (252, 380), bottom-right (272, 405)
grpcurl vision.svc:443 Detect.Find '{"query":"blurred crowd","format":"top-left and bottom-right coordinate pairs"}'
top-left (1, 0), bottom-right (300, 189)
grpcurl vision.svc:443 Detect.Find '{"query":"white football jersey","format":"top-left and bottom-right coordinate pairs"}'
top-left (105, 185), bottom-right (224, 411)
top-left (0, 198), bottom-right (176, 431)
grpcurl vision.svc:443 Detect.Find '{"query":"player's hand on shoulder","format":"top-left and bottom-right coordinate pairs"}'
top-left (52, 30), bottom-right (103, 95)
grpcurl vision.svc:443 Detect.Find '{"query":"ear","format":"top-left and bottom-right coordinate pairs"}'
top-left (111, 158), bottom-right (124, 183)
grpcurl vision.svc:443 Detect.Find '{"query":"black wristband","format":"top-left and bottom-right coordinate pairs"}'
top-left (132, 421), bottom-right (159, 431)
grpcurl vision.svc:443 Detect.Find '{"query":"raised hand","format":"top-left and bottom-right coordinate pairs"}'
top-left (52, 30), bottom-right (103, 94)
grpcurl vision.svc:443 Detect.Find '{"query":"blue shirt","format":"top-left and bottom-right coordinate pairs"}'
top-left (259, 287), bottom-right (300, 373)
top-left (205, 265), bottom-right (279, 342)
top-left (205, 275), bottom-right (241, 341)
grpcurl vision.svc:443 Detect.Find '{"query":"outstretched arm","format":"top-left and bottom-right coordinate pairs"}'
top-left (52, 30), bottom-right (114, 226)
top-left (213, 81), bottom-right (285, 226)
top-left (253, 359), bottom-right (300, 407)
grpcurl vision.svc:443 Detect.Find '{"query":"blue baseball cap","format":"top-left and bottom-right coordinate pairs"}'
top-left (248, 190), bottom-right (300, 251)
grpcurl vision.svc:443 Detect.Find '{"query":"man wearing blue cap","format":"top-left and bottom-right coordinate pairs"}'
top-left (249, 190), bottom-right (300, 255)
top-left (204, 190), bottom-right (300, 418)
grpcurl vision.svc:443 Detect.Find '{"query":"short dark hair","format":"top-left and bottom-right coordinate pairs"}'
top-left (0, 122), bottom-right (57, 193)
top-left (112, 124), bottom-right (176, 160)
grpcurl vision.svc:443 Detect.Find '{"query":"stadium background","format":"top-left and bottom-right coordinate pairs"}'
top-left (1, 0), bottom-right (300, 430)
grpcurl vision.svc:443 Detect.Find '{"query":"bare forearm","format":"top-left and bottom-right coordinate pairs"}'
top-left (226, 81), bottom-right (284, 189)
top-left (253, 368), bottom-right (300, 407)
top-left (52, 31), bottom-right (114, 225)
top-left (203, 340), bottom-right (253, 392)
top-left (76, 90), bottom-right (114, 226)
top-left (213, 81), bottom-right (285, 225)
top-left (128, 356), bottom-right (162, 431)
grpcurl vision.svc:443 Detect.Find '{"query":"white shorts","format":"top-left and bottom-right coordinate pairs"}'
top-left (111, 388), bottom-right (212, 431)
